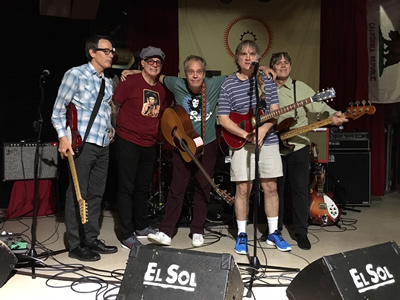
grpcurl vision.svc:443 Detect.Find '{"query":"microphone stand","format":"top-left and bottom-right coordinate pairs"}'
top-left (20, 72), bottom-right (67, 278)
top-left (238, 64), bottom-right (299, 298)
top-left (25, 74), bottom-right (46, 278)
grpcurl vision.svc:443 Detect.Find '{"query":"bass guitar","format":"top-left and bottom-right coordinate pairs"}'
top-left (161, 106), bottom-right (234, 205)
top-left (222, 88), bottom-right (336, 149)
top-left (278, 101), bottom-right (376, 154)
top-left (65, 103), bottom-right (88, 224)
top-left (309, 143), bottom-right (339, 226)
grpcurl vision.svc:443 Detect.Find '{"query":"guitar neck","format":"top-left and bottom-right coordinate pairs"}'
top-left (259, 97), bottom-right (313, 125)
top-left (180, 142), bottom-right (234, 205)
top-left (67, 153), bottom-right (83, 200)
top-left (182, 144), bottom-right (218, 189)
top-left (67, 152), bottom-right (88, 224)
top-left (280, 117), bottom-right (333, 140)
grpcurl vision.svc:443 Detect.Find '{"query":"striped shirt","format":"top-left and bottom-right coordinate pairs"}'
top-left (218, 73), bottom-right (279, 145)
top-left (51, 62), bottom-right (114, 147)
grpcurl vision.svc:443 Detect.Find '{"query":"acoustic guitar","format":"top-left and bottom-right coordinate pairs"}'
top-left (222, 88), bottom-right (336, 150)
top-left (65, 103), bottom-right (88, 224)
top-left (278, 101), bottom-right (376, 154)
top-left (309, 143), bottom-right (339, 226)
top-left (161, 106), bottom-right (234, 205)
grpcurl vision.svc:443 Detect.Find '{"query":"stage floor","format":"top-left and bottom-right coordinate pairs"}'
top-left (0, 192), bottom-right (399, 299)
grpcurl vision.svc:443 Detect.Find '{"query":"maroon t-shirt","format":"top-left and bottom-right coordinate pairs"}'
top-left (113, 73), bottom-right (167, 147)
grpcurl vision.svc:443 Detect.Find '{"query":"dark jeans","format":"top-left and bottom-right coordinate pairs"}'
top-left (278, 145), bottom-right (310, 235)
top-left (115, 135), bottom-right (156, 240)
top-left (160, 139), bottom-right (218, 237)
top-left (65, 143), bottom-right (109, 250)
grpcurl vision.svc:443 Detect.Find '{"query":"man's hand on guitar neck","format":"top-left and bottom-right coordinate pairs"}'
top-left (59, 136), bottom-right (75, 158)
top-left (331, 111), bottom-right (349, 126)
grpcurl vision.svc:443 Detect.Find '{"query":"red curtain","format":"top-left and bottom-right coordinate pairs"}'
top-left (320, 0), bottom-right (385, 196)
top-left (126, 0), bottom-right (179, 77)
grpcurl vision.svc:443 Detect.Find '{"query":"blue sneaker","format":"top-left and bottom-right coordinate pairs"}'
top-left (267, 230), bottom-right (292, 252)
top-left (235, 232), bottom-right (248, 255)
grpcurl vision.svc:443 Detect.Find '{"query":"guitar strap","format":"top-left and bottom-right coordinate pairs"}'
top-left (82, 78), bottom-right (105, 150)
top-left (201, 80), bottom-right (206, 155)
top-left (292, 79), bottom-right (298, 120)
top-left (256, 70), bottom-right (266, 109)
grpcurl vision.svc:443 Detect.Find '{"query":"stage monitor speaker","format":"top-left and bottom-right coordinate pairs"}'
top-left (117, 245), bottom-right (244, 300)
top-left (308, 128), bottom-right (329, 163)
top-left (0, 240), bottom-right (17, 287)
top-left (3, 142), bottom-right (59, 181)
top-left (286, 241), bottom-right (400, 300)
top-left (327, 151), bottom-right (370, 206)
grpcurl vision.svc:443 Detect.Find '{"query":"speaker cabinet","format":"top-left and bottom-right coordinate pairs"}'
top-left (0, 240), bottom-right (17, 287)
top-left (287, 241), bottom-right (400, 300)
top-left (327, 151), bottom-right (371, 206)
top-left (2, 143), bottom-right (59, 181)
top-left (117, 246), bottom-right (243, 300)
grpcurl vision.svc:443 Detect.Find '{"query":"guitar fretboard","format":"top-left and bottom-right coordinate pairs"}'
top-left (256, 97), bottom-right (313, 126)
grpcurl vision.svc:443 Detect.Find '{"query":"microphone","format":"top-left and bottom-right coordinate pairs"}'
top-left (41, 69), bottom-right (50, 77)
top-left (250, 61), bottom-right (259, 67)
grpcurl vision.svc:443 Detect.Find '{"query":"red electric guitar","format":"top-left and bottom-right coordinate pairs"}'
top-left (309, 143), bottom-right (339, 226)
top-left (65, 103), bottom-right (88, 224)
top-left (222, 88), bottom-right (336, 149)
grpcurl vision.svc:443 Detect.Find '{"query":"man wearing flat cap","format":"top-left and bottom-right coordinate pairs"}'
top-left (112, 46), bottom-right (169, 249)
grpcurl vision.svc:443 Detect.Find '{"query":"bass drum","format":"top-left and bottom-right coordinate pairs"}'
top-left (207, 172), bottom-right (234, 225)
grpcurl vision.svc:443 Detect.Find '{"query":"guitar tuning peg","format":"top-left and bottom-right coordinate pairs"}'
top-left (355, 100), bottom-right (360, 106)
top-left (349, 101), bottom-right (354, 106)
top-left (361, 100), bottom-right (366, 106)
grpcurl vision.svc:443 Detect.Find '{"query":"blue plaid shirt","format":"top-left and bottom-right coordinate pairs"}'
top-left (51, 62), bottom-right (114, 147)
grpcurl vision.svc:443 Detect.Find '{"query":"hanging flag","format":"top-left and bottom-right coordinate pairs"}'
top-left (367, 0), bottom-right (400, 104)
top-left (178, 0), bottom-right (321, 90)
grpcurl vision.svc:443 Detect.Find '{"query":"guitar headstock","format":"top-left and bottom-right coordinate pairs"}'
top-left (79, 199), bottom-right (88, 224)
top-left (312, 88), bottom-right (336, 102)
top-left (215, 188), bottom-right (235, 205)
top-left (345, 100), bottom-right (376, 119)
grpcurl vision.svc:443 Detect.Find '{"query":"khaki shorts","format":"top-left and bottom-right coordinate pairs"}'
top-left (230, 143), bottom-right (282, 181)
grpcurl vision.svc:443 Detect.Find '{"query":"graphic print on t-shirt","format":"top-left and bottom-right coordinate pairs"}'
top-left (184, 95), bottom-right (212, 123)
top-left (142, 89), bottom-right (161, 117)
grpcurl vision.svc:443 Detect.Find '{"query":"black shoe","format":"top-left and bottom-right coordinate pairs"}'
top-left (69, 246), bottom-right (101, 261)
top-left (296, 234), bottom-right (311, 250)
top-left (87, 239), bottom-right (118, 254)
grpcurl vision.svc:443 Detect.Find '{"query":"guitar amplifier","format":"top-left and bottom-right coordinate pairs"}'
top-left (2, 142), bottom-right (59, 181)
top-left (329, 131), bottom-right (369, 151)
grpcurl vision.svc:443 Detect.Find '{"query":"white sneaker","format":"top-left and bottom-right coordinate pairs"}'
top-left (147, 231), bottom-right (171, 246)
top-left (192, 233), bottom-right (204, 247)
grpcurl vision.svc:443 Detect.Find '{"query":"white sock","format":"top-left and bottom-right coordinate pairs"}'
top-left (237, 220), bottom-right (247, 235)
top-left (267, 216), bottom-right (278, 234)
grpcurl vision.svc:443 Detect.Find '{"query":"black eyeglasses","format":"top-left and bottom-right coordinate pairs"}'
top-left (95, 48), bottom-right (115, 55)
top-left (145, 59), bottom-right (163, 66)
